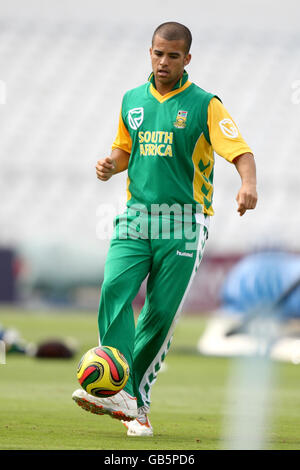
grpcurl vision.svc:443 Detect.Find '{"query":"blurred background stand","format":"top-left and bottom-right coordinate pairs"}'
top-left (0, 0), bottom-right (299, 312)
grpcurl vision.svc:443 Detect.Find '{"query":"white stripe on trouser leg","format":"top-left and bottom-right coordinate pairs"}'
top-left (138, 224), bottom-right (207, 407)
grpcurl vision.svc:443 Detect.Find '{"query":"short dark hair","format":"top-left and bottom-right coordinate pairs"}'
top-left (152, 22), bottom-right (192, 54)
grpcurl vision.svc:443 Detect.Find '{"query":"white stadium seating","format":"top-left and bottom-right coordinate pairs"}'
top-left (0, 1), bottom-right (299, 291)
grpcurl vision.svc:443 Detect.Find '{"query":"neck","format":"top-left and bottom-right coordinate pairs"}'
top-left (156, 82), bottom-right (176, 96)
top-left (154, 73), bottom-right (184, 96)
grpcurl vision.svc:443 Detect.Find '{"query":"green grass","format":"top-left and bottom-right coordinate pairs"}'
top-left (1, 307), bottom-right (300, 450)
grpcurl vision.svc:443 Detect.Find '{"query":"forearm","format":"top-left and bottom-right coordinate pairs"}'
top-left (110, 148), bottom-right (130, 175)
top-left (233, 152), bottom-right (256, 185)
top-left (233, 152), bottom-right (258, 216)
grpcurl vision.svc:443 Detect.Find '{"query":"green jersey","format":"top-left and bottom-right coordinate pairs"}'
top-left (112, 71), bottom-right (252, 217)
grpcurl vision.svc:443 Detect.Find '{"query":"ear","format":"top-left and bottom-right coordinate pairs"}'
top-left (184, 53), bottom-right (192, 66)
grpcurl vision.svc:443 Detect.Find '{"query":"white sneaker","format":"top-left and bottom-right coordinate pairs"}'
top-left (122, 407), bottom-right (153, 436)
top-left (72, 388), bottom-right (138, 421)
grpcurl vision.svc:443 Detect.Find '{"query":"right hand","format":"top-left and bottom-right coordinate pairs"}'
top-left (95, 157), bottom-right (116, 181)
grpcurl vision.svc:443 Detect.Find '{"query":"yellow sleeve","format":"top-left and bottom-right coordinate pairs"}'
top-left (208, 97), bottom-right (253, 162)
top-left (111, 111), bottom-right (132, 154)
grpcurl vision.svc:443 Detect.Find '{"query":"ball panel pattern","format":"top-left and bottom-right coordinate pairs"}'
top-left (76, 345), bottom-right (130, 398)
top-left (94, 346), bottom-right (125, 386)
top-left (79, 363), bottom-right (103, 390)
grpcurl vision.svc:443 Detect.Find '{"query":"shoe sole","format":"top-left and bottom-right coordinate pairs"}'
top-left (72, 396), bottom-right (136, 422)
top-left (122, 421), bottom-right (154, 437)
top-left (127, 429), bottom-right (154, 437)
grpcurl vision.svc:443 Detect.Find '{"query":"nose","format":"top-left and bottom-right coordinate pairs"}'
top-left (159, 54), bottom-right (169, 67)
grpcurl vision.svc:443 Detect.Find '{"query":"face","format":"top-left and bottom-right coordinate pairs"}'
top-left (150, 34), bottom-right (191, 92)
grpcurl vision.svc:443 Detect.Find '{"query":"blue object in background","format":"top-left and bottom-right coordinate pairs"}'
top-left (221, 252), bottom-right (300, 318)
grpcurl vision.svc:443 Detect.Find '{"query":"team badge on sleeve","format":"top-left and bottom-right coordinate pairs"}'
top-left (219, 118), bottom-right (239, 138)
top-left (128, 107), bottom-right (144, 130)
top-left (174, 110), bottom-right (188, 128)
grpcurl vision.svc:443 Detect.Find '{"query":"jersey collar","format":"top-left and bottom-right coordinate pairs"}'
top-left (148, 70), bottom-right (189, 90)
top-left (148, 70), bottom-right (191, 103)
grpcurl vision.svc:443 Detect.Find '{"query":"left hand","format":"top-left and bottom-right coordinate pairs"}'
top-left (236, 183), bottom-right (258, 216)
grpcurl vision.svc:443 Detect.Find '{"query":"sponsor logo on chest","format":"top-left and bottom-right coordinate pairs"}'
top-left (128, 107), bottom-right (144, 130)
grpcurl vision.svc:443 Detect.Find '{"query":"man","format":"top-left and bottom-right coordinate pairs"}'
top-left (72, 22), bottom-right (257, 437)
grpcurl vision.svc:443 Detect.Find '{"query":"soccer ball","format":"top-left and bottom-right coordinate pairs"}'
top-left (77, 346), bottom-right (129, 398)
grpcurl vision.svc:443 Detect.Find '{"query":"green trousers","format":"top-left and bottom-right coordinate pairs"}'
top-left (98, 210), bottom-right (208, 409)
